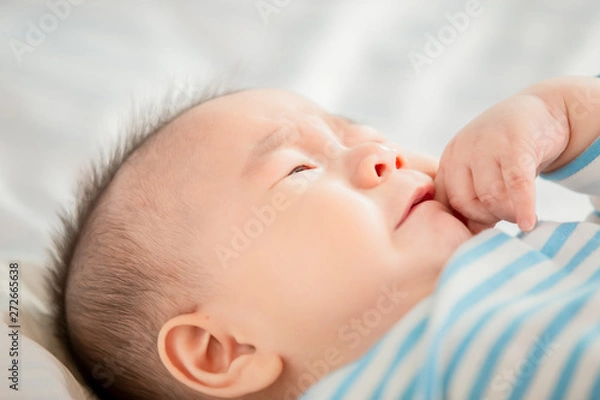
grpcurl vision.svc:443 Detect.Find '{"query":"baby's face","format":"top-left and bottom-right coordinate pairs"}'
top-left (158, 88), bottom-right (472, 395)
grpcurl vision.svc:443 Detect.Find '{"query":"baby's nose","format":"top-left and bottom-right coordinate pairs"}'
top-left (351, 143), bottom-right (405, 189)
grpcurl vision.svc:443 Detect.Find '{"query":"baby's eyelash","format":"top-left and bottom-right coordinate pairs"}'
top-left (287, 164), bottom-right (313, 176)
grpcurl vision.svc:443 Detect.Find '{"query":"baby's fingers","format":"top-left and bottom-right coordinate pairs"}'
top-left (467, 220), bottom-right (496, 234)
top-left (472, 156), bottom-right (516, 223)
top-left (439, 164), bottom-right (500, 227)
top-left (502, 154), bottom-right (538, 231)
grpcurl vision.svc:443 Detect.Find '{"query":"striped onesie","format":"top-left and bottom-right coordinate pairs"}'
top-left (302, 136), bottom-right (600, 400)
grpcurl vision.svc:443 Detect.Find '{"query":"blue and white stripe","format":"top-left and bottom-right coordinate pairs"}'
top-left (302, 136), bottom-right (600, 400)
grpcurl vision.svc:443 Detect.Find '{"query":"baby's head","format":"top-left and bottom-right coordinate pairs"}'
top-left (47, 86), bottom-right (472, 400)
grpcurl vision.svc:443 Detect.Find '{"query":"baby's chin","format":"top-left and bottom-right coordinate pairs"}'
top-left (396, 200), bottom-right (473, 267)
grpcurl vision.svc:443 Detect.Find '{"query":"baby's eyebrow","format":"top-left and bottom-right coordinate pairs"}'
top-left (241, 114), bottom-right (359, 178)
top-left (242, 127), bottom-right (301, 178)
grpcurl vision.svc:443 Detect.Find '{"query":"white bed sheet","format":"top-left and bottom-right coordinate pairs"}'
top-left (1, 0), bottom-right (599, 398)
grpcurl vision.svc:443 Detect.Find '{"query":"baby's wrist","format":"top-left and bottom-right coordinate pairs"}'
top-left (520, 77), bottom-right (593, 175)
top-left (514, 84), bottom-right (570, 174)
top-left (530, 76), bottom-right (600, 174)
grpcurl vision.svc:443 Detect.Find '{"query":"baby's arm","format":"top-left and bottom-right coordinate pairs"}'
top-left (435, 76), bottom-right (600, 233)
top-left (535, 77), bottom-right (600, 222)
top-left (531, 76), bottom-right (600, 175)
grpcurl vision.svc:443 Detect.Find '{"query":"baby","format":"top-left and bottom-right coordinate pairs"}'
top-left (46, 76), bottom-right (600, 400)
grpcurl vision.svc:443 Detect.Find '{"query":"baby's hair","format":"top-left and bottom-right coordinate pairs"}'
top-left (44, 78), bottom-right (238, 400)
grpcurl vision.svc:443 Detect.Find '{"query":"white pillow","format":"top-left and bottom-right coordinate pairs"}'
top-left (0, 321), bottom-right (92, 400)
top-left (1, 258), bottom-right (96, 400)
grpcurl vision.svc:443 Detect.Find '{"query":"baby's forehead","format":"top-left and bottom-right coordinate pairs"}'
top-left (189, 88), bottom-right (328, 126)
top-left (115, 89), bottom-right (326, 189)
top-left (161, 88), bottom-right (337, 154)
top-left (165, 89), bottom-right (388, 171)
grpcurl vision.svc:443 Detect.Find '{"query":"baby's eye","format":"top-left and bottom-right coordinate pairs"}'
top-left (287, 164), bottom-right (313, 176)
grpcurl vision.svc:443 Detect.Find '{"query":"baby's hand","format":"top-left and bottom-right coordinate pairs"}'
top-left (434, 91), bottom-right (570, 233)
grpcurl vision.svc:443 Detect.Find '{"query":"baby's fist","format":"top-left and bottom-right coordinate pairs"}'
top-left (434, 93), bottom-right (569, 234)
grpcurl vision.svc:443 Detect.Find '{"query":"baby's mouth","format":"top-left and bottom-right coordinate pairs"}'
top-left (394, 185), bottom-right (435, 230)
top-left (405, 192), bottom-right (435, 216)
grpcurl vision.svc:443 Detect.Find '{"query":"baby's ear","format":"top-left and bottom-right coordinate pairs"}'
top-left (157, 312), bottom-right (283, 398)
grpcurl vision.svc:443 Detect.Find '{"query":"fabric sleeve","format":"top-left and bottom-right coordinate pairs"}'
top-left (540, 135), bottom-right (600, 218)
